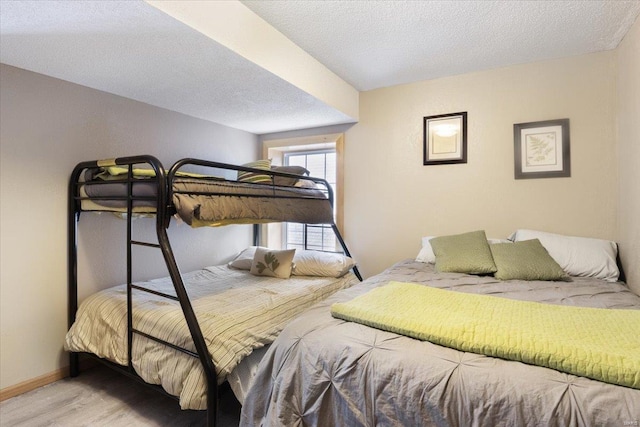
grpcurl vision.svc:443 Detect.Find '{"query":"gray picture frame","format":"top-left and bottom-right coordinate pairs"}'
top-left (514, 118), bottom-right (570, 179)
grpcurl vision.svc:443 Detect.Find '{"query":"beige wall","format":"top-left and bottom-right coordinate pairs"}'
top-left (0, 64), bottom-right (259, 390)
top-left (344, 52), bottom-right (619, 278)
top-left (616, 15), bottom-right (640, 295)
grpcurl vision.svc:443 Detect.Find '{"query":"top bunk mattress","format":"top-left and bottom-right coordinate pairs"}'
top-left (77, 167), bottom-right (334, 226)
top-left (171, 178), bottom-right (333, 227)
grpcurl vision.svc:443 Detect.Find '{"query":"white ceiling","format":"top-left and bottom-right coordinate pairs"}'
top-left (1, 1), bottom-right (639, 135)
top-left (243, 0), bottom-right (640, 91)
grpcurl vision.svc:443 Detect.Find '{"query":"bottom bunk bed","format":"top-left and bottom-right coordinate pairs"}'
top-left (241, 231), bottom-right (640, 426)
top-left (65, 254), bottom-right (357, 409)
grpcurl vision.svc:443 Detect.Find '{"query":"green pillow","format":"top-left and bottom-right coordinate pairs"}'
top-left (490, 239), bottom-right (570, 281)
top-left (237, 159), bottom-right (272, 184)
top-left (430, 230), bottom-right (497, 274)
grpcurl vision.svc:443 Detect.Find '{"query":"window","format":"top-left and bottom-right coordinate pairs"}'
top-left (263, 133), bottom-right (344, 252)
top-left (284, 150), bottom-right (336, 251)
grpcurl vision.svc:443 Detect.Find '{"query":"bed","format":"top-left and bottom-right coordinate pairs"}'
top-left (67, 155), bottom-right (362, 427)
top-left (240, 230), bottom-right (640, 426)
top-left (65, 263), bottom-right (357, 409)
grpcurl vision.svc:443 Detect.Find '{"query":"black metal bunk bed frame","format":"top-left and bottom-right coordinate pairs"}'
top-left (67, 155), bottom-right (362, 427)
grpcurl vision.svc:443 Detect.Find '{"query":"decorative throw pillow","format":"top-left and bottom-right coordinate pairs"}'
top-left (228, 246), bottom-right (260, 270)
top-left (508, 229), bottom-right (619, 282)
top-left (416, 236), bottom-right (511, 264)
top-left (292, 250), bottom-right (356, 277)
top-left (250, 247), bottom-right (296, 279)
top-left (237, 159), bottom-right (272, 184)
top-left (490, 239), bottom-right (570, 281)
top-left (429, 230), bottom-right (497, 274)
top-left (271, 166), bottom-right (310, 186)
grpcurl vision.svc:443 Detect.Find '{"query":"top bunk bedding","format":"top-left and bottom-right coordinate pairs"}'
top-left (73, 158), bottom-right (335, 227)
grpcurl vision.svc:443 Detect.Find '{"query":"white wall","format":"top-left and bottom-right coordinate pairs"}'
top-left (616, 15), bottom-right (640, 295)
top-left (344, 52), bottom-right (619, 278)
top-left (0, 64), bottom-right (259, 389)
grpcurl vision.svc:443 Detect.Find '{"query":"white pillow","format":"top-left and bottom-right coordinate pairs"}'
top-left (250, 247), bottom-right (296, 279)
top-left (508, 229), bottom-right (619, 282)
top-left (293, 250), bottom-right (356, 277)
top-left (228, 246), bottom-right (259, 270)
top-left (416, 236), bottom-right (510, 264)
top-left (294, 179), bottom-right (317, 188)
top-left (416, 236), bottom-right (436, 263)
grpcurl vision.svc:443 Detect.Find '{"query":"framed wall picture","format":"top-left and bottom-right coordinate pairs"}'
top-left (514, 119), bottom-right (570, 179)
top-left (423, 112), bottom-right (467, 165)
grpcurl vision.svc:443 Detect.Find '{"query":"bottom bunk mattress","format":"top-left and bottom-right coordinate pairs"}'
top-left (240, 260), bottom-right (640, 426)
top-left (64, 264), bottom-right (357, 410)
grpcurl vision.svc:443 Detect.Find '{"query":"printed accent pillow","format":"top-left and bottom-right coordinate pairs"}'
top-left (250, 247), bottom-right (296, 279)
top-left (490, 239), bottom-right (570, 281)
top-left (293, 250), bottom-right (356, 277)
top-left (430, 230), bottom-right (497, 274)
top-left (271, 166), bottom-right (310, 186)
top-left (237, 159), bottom-right (272, 184)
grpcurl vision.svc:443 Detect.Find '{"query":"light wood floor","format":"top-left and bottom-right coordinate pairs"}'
top-left (0, 365), bottom-right (240, 427)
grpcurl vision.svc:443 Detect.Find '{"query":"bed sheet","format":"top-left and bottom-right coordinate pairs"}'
top-left (65, 265), bottom-right (357, 410)
top-left (241, 260), bottom-right (640, 426)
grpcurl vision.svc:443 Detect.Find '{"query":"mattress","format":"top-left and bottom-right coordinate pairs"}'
top-left (240, 260), bottom-right (640, 426)
top-left (171, 178), bottom-right (333, 227)
top-left (64, 265), bottom-right (357, 410)
top-left (79, 173), bottom-right (334, 226)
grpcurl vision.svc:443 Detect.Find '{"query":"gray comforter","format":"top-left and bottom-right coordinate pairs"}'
top-left (172, 178), bottom-right (333, 227)
top-left (81, 171), bottom-right (333, 226)
top-left (240, 260), bottom-right (640, 427)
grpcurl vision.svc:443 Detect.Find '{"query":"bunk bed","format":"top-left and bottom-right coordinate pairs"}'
top-left (241, 232), bottom-right (640, 426)
top-left (66, 155), bottom-right (362, 427)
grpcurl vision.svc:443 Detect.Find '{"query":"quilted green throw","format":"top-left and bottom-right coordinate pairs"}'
top-left (331, 281), bottom-right (640, 389)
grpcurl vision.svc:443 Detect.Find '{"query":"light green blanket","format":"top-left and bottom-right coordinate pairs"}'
top-left (95, 166), bottom-right (213, 180)
top-left (331, 281), bottom-right (640, 389)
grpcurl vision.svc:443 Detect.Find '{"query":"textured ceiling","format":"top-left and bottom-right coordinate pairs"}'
top-left (243, 0), bottom-right (640, 91)
top-left (1, 1), bottom-right (639, 134)
top-left (0, 0), bottom-right (354, 134)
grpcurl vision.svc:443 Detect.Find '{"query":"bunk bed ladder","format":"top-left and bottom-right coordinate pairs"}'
top-left (124, 161), bottom-right (219, 427)
top-left (69, 156), bottom-right (220, 427)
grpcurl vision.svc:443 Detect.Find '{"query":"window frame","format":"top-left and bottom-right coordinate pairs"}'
top-left (262, 134), bottom-right (345, 251)
top-left (283, 148), bottom-right (337, 251)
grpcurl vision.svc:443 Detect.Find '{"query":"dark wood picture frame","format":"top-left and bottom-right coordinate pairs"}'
top-left (514, 118), bottom-right (570, 179)
top-left (423, 112), bottom-right (467, 165)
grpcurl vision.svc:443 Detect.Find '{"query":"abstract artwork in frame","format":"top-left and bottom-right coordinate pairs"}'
top-left (423, 112), bottom-right (467, 165)
top-left (513, 118), bottom-right (570, 179)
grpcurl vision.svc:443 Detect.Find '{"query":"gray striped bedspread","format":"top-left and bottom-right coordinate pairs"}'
top-left (64, 265), bottom-right (357, 410)
top-left (240, 260), bottom-right (640, 427)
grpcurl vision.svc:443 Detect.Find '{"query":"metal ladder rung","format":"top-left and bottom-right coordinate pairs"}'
top-left (133, 329), bottom-right (199, 359)
top-left (131, 240), bottom-right (161, 248)
top-left (130, 284), bottom-right (179, 301)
